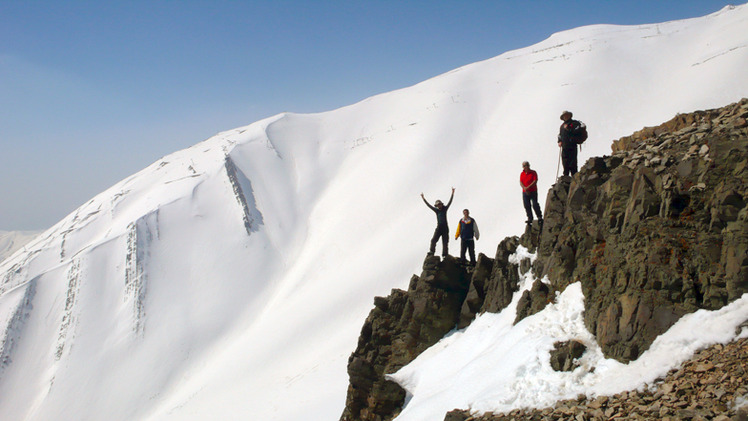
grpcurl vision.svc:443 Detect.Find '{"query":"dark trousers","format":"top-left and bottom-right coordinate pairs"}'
top-left (523, 191), bottom-right (543, 222)
top-left (460, 238), bottom-right (475, 264)
top-left (430, 225), bottom-right (449, 256)
top-left (561, 147), bottom-right (578, 176)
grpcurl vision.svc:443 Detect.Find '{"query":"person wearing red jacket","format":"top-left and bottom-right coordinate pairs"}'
top-left (520, 161), bottom-right (543, 225)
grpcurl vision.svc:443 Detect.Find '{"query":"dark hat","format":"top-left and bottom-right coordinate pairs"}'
top-left (560, 110), bottom-right (573, 119)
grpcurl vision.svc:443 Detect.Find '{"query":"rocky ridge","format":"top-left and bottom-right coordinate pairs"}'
top-left (340, 255), bottom-right (472, 421)
top-left (340, 241), bottom-right (538, 421)
top-left (531, 98), bottom-right (748, 362)
top-left (340, 99), bottom-right (748, 420)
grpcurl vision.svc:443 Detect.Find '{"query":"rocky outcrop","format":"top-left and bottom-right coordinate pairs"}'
top-left (342, 99), bottom-right (748, 420)
top-left (340, 255), bottom-right (471, 421)
top-left (341, 238), bottom-right (532, 420)
top-left (514, 278), bottom-right (552, 324)
top-left (458, 237), bottom-right (524, 329)
top-left (534, 99), bottom-right (748, 362)
top-left (445, 337), bottom-right (748, 421)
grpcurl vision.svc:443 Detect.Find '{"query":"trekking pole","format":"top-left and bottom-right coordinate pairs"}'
top-left (555, 148), bottom-right (561, 179)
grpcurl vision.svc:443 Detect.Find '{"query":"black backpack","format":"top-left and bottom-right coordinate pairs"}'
top-left (568, 120), bottom-right (588, 144)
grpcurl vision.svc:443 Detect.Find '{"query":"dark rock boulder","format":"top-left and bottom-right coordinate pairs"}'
top-left (549, 340), bottom-right (587, 372)
top-left (340, 255), bottom-right (470, 421)
top-left (443, 410), bottom-right (472, 421)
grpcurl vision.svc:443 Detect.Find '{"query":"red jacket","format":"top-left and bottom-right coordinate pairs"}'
top-left (520, 169), bottom-right (538, 193)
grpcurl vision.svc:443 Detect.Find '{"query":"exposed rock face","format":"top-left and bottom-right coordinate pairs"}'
top-left (341, 239), bottom-right (531, 420)
top-left (458, 237), bottom-right (523, 329)
top-left (342, 99), bottom-right (748, 420)
top-left (340, 255), bottom-right (471, 421)
top-left (514, 278), bottom-right (552, 324)
top-left (445, 337), bottom-right (748, 421)
top-left (534, 99), bottom-right (748, 362)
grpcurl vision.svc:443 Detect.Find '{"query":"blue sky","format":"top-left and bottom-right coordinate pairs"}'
top-left (0, 0), bottom-right (738, 230)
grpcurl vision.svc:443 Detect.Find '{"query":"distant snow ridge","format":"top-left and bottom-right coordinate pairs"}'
top-left (1, 4), bottom-right (748, 420)
top-left (0, 230), bottom-right (41, 264)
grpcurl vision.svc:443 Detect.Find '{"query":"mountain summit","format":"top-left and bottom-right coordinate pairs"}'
top-left (2, 5), bottom-right (748, 420)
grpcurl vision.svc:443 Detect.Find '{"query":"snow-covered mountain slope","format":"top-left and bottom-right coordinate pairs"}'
top-left (1, 5), bottom-right (748, 420)
top-left (0, 231), bottom-right (41, 263)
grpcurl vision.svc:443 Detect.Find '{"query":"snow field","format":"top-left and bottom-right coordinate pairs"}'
top-left (0, 5), bottom-right (747, 420)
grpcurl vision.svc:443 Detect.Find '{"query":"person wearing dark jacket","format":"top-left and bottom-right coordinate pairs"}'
top-left (421, 188), bottom-right (455, 258)
top-left (558, 110), bottom-right (580, 176)
top-left (455, 209), bottom-right (480, 265)
top-left (520, 161), bottom-right (543, 225)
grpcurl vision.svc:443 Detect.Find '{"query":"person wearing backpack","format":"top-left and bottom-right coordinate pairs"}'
top-left (520, 161), bottom-right (543, 225)
top-left (557, 110), bottom-right (587, 177)
top-left (421, 188), bottom-right (455, 258)
top-left (455, 209), bottom-right (479, 265)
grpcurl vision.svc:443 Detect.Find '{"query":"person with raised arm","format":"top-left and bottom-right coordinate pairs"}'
top-left (421, 187), bottom-right (455, 258)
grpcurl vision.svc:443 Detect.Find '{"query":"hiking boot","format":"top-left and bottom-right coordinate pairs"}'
top-left (525, 219), bottom-right (533, 225)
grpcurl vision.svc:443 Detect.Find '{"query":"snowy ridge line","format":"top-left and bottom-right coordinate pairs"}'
top-left (124, 210), bottom-right (159, 335)
top-left (0, 248), bottom-right (41, 296)
top-left (57, 194), bottom-right (114, 263)
top-left (693, 44), bottom-right (748, 66)
top-left (0, 120), bottom-right (240, 279)
top-left (260, 120), bottom-right (284, 159)
top-left (0, 263), bottom-right (25, 296)
top-left (1, 225), bottom-right (63, 293)
top-left (0, 231), bottom-right (42, 265)
top-left (0, 279), bottom-right (37, 379)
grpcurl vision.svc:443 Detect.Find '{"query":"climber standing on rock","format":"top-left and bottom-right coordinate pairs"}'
top-left (520, 161), bottom-right (543, 226)
top-left (558, 110), bottom-right (586, 177)
top-left (421, 187), bottom-right (455, 258)
top-left (455, 209), bottom-right (480, 266)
